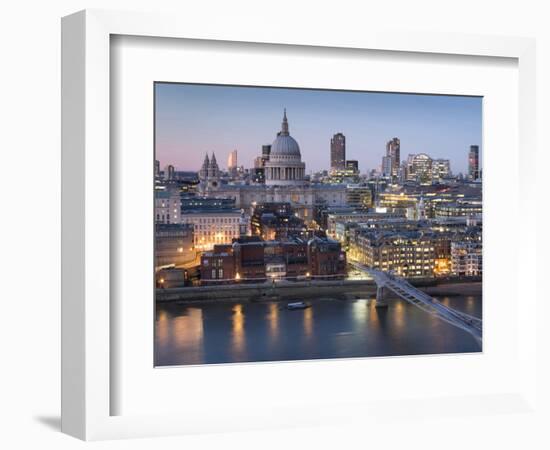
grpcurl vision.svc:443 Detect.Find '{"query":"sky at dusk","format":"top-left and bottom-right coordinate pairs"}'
top-left (155, 83), bottom-right (482, 175)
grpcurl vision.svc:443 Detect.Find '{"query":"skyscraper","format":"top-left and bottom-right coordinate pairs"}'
top-left (330, 133), bottom-right (346, 173)
top-left (468, 145), bottom-right (480, 180)
top-left (386, 137), bottom-right (400, 180)
top-left (410, 153), bottom-right (433, 185)
top-left (406, 154), bottom-right (416, 181)
top-left (227, 149), bottom-right (238, 172)
top-left (382, 156), bottom-right (392, 178)
top-left (163, 164), bottom-right (175, 181)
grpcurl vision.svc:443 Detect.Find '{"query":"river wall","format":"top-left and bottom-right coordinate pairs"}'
top-left (156, 276), bottom-right (482, 303)
top-left (156, 280), bottom-right (375, 303)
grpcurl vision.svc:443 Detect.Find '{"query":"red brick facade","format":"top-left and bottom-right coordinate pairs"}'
top-left (200, 236), bottom-right (345, 284)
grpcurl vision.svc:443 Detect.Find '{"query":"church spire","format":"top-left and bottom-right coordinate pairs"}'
top-left (199, 153), bottom-right (210, 182)
top-left (281, 108), bottom-right (289, 136)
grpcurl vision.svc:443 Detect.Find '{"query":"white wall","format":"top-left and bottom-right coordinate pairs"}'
top-left (0, 1), bottom-right (548, 449)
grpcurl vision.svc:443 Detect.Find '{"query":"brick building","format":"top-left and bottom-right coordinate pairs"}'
top-left (233, 237), bottom-right (266, 280)
top-left (199, 236), bottom-right (345, 284)
top-left (307, 236), bottom-right (347, 278)
top-left (200, 244), bottom-right (236, 283)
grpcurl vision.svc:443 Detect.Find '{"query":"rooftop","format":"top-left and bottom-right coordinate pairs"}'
top-left (155, 223), bottom-right (193, 231)
top-left (181, 209), bottom-right (242, 215)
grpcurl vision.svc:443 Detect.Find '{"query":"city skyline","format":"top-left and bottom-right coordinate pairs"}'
top-left (155, 83), bottom-right (482, 174)
top-left (154, 82), bottom-right (483, 365)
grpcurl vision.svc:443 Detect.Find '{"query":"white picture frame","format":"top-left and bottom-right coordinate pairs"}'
top-left (61, 9), bottom-right (538, 441)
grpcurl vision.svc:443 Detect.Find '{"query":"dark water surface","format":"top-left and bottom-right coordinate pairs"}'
top-left (155, 290), bottom-right (482, 366)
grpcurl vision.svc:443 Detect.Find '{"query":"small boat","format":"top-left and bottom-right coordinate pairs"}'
top-left (286, 301), bottom-right (310, 310)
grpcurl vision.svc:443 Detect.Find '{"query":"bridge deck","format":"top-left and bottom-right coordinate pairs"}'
top-left (351, 263), bottom-right (482, 347)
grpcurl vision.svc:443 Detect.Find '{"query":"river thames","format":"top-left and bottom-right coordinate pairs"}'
top-left (155, 283), bottom-right (482, 366)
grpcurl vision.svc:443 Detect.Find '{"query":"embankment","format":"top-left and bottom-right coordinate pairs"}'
top-left (155, 276), bottom-right (482, 303)
top-left (156, 279), bottom-right (375, 303)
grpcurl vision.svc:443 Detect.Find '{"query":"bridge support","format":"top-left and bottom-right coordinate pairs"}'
top-left (375, 285), bottom-right (388, 308)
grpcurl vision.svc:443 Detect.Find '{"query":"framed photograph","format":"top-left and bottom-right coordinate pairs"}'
top-left (62, 9), bottom-right (538, 441)
top-left (153, 83), bottom-right (483, 367)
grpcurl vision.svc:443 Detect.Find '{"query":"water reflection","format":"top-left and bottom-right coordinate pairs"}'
top-left (392, 300), bottom-right (405, 332)
top-left (231, 304), bottom-right (247, 361)
top-left (466, 296), bottom-right (475, 315)
top-left (156, 308), bottom-right (170, 348)
top-left (368, 300), bottom-right (383, 335)
top-left (155, 291), bottom-right (482, 366)
top-left (156, 307), bottom-right (204, 365)
top-left (267, 302), bottom-right (279, 342)
top-left (352, 299), bottom-right (368, 326)
top-left (303, 306), bottom-right (314, 340)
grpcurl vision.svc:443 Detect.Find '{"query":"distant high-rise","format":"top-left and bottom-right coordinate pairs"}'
top-left (382, 156), bottom-right (392, 178)
top-left (163, 164), bottom-right (175, 181)
top-left (330, 133), bottom-right (346, 172)
top-left (410, 153), bottom-right (433, 185)
top-left (468, 145), bottom-right (480, 180)
top-left (154, 160), bottom-right (160, 178)
top-left (406, 154), bottom-right (416, 181)
top-left (386, 137), bottom-right (400, 179)
top-left (227, 149), bottom-right (238, 171)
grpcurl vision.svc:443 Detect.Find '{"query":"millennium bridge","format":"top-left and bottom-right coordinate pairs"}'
top-left (351, 263), bottom-right (482, 347)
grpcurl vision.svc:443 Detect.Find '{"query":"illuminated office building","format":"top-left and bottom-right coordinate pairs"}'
top-left (468, 145), bottom-right (480, 180)
top-left (386, 137), bottom-right (401, 180)
top-left (181, 209), bottom-right (246, 251)
top-left (432, 158), bottom-right (451, 180)
top-left (410, 153), bottom-right (433, 185)
top-left (330, 132), bottom-right (346, 173)
top-left (451, 240), bottom-right (482, 276)
top-left (353, 230), bottom-right (436, 278)
top-left (227, 149), bottom-right (238, 176)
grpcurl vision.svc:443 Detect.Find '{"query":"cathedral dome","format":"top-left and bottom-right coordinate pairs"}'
top-left (270, 109), bottom-right (301, 158)
top-left (271, 134), bottom-right (301, 156)
top-left (264, 110), bottom-right (306, 186)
